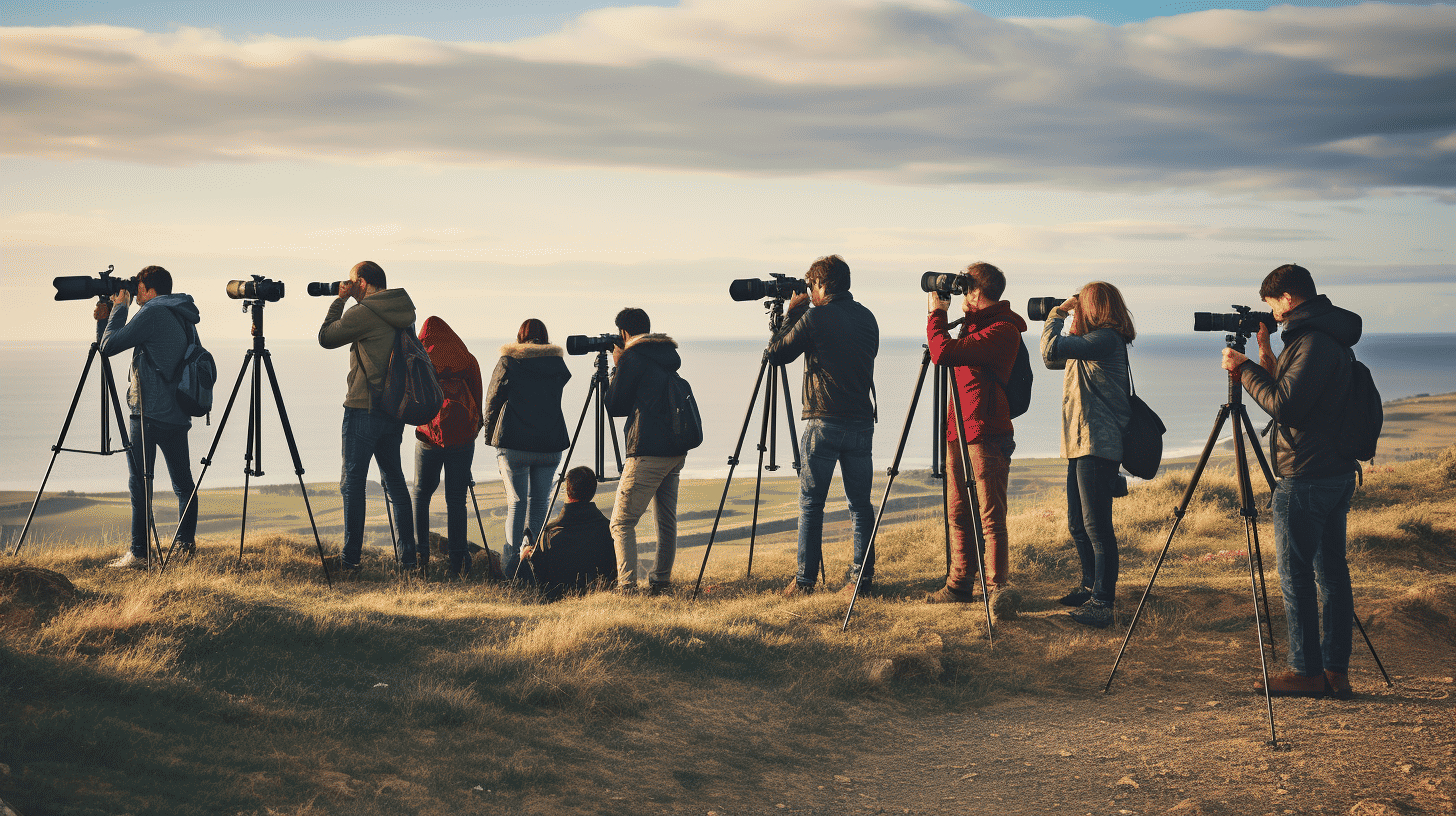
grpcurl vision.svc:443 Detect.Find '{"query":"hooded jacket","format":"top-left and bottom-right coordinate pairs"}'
top-left (529, 500), bottom-right (617, 600)
top-left (317, 288), bottom-right (417, 410)
top-left (482, 342), bottom-right (571, 452)
top-left (1239, 294), bottom-right (1359, 479)
top-left (416, 316), bottom-right (484, 448)
top-left (927, 300), bottom-right (1028, 442)
top-left (766, 292), bottom-right (879, 422)
top-left (1041, 313), bottom-right (1129, 462)
top-left (605, 333), bottom-right (687, 458)
top-left (101, 292), bottom-right (202, 428)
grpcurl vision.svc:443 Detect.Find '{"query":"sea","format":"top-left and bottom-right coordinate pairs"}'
top-left (2, 333), bottom-right (1453, 494)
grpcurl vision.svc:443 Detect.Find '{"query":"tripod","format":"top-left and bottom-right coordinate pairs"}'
top-left (1103, 329), bottom-right (1391, 747)
top-left (841, 343), bottom-right (996, 641)
top-left (162, 295), bottom-right (331, 585)
top-left (690, 298), bottom-right (809, 599)
top-left (11, 304), bottom-right (138, 558)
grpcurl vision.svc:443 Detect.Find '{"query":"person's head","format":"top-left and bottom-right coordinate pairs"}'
top-left (805, 255), bottom-right (850, 304)
top-left (615, 307), bottom-right (651, 341)
top-left (962, 261), bottom-right (1005, 310)
top-left (564, 466), bottom-right (598, 503)
top-left (350, 261), bottom-right (387, 296)
top-left (135, 265), bottom-right (171, 304)
top-left (1072, 281), bottom-right (1136, 343)
top-left (1259, 263), bottom-right (1316, 323)
top-left (518, 318), bottom-right (549, 344)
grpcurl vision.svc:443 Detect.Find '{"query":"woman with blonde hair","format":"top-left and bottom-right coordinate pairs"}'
top-left (1040, 281), bottom-right (1136, 628)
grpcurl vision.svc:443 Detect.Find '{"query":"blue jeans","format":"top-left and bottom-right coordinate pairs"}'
top-left (414, 441), bottom-right (475, 574)
top-left (127, 416), bottom-right (198, 557)
top-left (497, 448), bottom-right (562, 579)
top-left (797, 417), bottom-right (875, 587)
top-left (340, 407), bottom-right (414, 567)
top-left (1272, 471), bottom-right (1356, 675)
top-left (1067, 456), bottom-right (1119, 605)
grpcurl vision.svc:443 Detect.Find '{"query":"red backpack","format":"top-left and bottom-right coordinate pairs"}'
top-left (415, 317), bottom-right (483, 447)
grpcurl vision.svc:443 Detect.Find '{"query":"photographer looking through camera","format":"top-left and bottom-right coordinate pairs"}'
top-left (97, 266), bottom-right (202, 568)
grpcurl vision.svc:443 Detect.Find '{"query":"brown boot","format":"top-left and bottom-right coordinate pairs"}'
top-left (782, 579), bottom-right (813, 598)
top-left (1255, 671), bottom-right (1329, 698)
top-left (1324, 670), bottom-right (1353, 700)
top-left (925, 585), bottom-right (975, 604)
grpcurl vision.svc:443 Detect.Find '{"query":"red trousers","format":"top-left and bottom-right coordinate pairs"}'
top-left (945, 435), bottom-right (1014, 591)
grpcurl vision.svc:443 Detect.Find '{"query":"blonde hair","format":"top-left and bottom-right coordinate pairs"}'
top-left (1071, 281), bottom-right (1136, 343)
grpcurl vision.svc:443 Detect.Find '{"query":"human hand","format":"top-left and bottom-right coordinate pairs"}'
top-left (521, 544), bottom-right (535, 560)
top-left (927, 292), bottom-right (950, 313)
top-left (787, 291), bottom-right (810, 312)
top-left (337, 279), bottom-right (355, 301)
top-left (93, 302), bottom-right (111, 321)
top-left (1256, 323), bottom-right (1276, 371)
top-left (1058, 296), bottom-right (1078, 315)
top-left (612, 344), bottom-right (625, 366)
top-left (1221, 348), bottom-right (1248, 372)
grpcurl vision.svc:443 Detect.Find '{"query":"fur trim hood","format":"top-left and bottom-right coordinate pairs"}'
top-left (499, 341), bottom-right (565, 359)
top-left (625, 333), bottom-right (677, 349)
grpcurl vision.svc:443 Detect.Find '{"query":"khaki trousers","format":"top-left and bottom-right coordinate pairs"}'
top-left (610, 454), bottom-right (687, 587)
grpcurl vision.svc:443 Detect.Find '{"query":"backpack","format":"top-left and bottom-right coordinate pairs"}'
top-left (1333, 349), bottom-right (1383, 462)
top-left (149, 308), bottom-right (216, 418)
top-left (377, 326), bottom-right (445, 426)
top-left (1001, 339), bottom-right (1034, 419)
top-left (661, 370), bottom-right (704, 452)
top-left (423, 368), bottom-right (480, 446)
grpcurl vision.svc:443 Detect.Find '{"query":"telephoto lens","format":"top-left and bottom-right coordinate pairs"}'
top-left (1026, 296), bottom-right (1066, 322)
top-left (307, 281), bottom-right (342, 297)
top-left (728, 274), bottom-right (807, 302)
top-left (52, 270), bottom-right (136, 301)
top-left (920, 271), bottom-right (968, 295)
top-left (566, 333), bottom-right (622, 355)
top-left (226, 278), bottom-right (286, 302)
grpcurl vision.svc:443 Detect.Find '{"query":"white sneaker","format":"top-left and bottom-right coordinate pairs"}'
top-left (107, 551), bottom-right (147, 570)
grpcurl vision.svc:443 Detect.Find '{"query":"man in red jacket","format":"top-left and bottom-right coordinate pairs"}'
top-left (925, 262), bottom-right (1027, 614)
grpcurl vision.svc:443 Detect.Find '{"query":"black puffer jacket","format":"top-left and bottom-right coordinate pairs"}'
top-left (767, 292), bottom-right (879, 421)
top-left (605, 334), bottom-right (687, 458)
top-left (482, 342), bottom-right (571, 453)
top-left (1240, 295), bottom-right (1360, 479)
top-left (528, 500), bottom-right (617, 601)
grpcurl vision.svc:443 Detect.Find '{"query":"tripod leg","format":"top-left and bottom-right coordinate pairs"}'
top-left (532, 370), bottom-right (604, 559)
top-left (946, 368), bottom-right (993, 645)
top-left (383, 478), bottom-right (400, 571)
top-left (1353, 610), bottom-right (1394, 687)
top-left (469, 481), bottom-right (490, 551)
top-left (1234, 404), bottom-right (1280, 663)
top-left (778, 364), bottom-right (801, 473)
top-left (1245, 515), bottom-right (1280, 747)
top-left (239, 470), bottom-right (252, 566)
top-left (939, 367), bottom-right (950, 577)
top-left (260, 352), bottom-right (332, 587)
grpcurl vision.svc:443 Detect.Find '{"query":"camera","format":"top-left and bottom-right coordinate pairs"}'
top-left (920, 271), bottom-right (970, 296)
top-left (53, 266), bottom-right (137, 302)
top-left (1027, 296), bottom-right (1072, 322)
top-left (226, 276), bottom-right (286, 302)
top-left (1193, 305), bottom-right (1276, 336)
top-left (307, 281), bottom-right (341, 297)
top-left (566, 333), bottom-right (622, 356)
top-left (728, 273), bottom-right (807, 302)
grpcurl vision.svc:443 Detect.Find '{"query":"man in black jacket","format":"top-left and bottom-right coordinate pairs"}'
top-left (767, 255), bottom-right (880, 596)
top-left (1221, 263), bottom-right (1360, 698)
top-left (604, 307), bottom-right (689, 594)
top-left (523, 466), bottom-right (616, 600)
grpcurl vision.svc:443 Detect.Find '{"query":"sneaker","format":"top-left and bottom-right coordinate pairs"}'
top-left (107, 551), bottom-right (147, 570)
top-left (1324, 670), bottom-right (1353, 700)
top-left (782, 579), bottom-right (814, 598)
top-left (1068, 598), bottom-right (1113, 629)
top-left (925, 585), bottom-right (976, 604)
top-left (1057, 585), bottom-right (1093, 607)
top-left (1255, 671), bottom-right (1330, 698)
top-left (647, 581), bottom-right (673, 597)
top-left (988, 586), bottom-right (1023, 619)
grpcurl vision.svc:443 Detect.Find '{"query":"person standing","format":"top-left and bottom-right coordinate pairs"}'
top-left (767, 255), bottom-right (880, 597)
top-left (413, 316), bottom-right (484, 579)
top-left (481, 318), bottom-right (571, 579)
top-left (1040, 281), bottom-right (1135, 628)
top-left (1221, 263), bottom-right (1360, 698)
top-left (522, 466), bottom-right (617, 601)
top-left (925, 262), bottom-right (1026, 614)
top-left (99, 266), bottom-right (201, 567)
top-left (604, 307), bottom-right (689, 595)
top-left (318, 261), bottom-right (418, 575)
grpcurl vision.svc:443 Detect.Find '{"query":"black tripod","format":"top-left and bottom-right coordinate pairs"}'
top-left (841, 343), bottom-right (995, 641)
top-left (690, 298), bottom-right (809, 599)
top-left (1103, 328), bottom-right (1391, 747)
top-left (11, 303), bottom-right (138, 558)
top-left (162, 292), bottom-right (331, 585)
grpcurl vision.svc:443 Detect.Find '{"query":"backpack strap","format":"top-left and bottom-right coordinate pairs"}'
top-left (139, 305), bottom-right (195, 384)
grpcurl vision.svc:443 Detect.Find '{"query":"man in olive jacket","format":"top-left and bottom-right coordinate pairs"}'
top-left (604, 307), bottom-right (688, 594)
top-left (1221, 263), bottom-right (1360, 699)
top-left (318, 261), bottom-right (419, 573)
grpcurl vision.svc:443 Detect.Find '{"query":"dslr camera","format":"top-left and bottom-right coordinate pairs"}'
top-left (729, 273), bottom-right (807, 302)
top-left (53, 266), bottom-right (137, 301)
top-left (306, 281), bottom-right (342, 297)
top-left (920, 271), bottom-right (971, 296)
top-left (566, 333), bottom-right (622, 356)
top-left (1193, 305), bottom-right (1276, 337)
top-left (226, 276), bottom-right (286, 302)
top-left (1026, 296), bottom-right (1074, 322)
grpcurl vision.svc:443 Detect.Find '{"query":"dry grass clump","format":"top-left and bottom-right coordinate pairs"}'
top-left (1438, 443), bottom-right (1456, 483)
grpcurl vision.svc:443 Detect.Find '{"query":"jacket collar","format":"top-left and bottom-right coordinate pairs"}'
top-left (499, 341), bottom-right (565, 359)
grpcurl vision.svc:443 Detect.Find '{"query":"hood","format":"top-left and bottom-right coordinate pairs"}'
top-left (626, 333), bottom-right (680, 372)
top-left (1283, 294), bottom-right (1362, 349)
top-left (360, 288), bottom-right (416, 329)
top-left (420, 316), bottom-right (477, 376)
top-left (963, 299), bottom-right (1027, 334)
top-left (499, 341), bottom-right (565, 359)
top-left (145, 293), bottom-right (200, 326)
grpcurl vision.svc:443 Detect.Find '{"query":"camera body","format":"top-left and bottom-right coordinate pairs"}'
top-left (226, 276), bottom-right (286, 302)
top-left (1026, 296), bottom-right (1072, 322)
top-left (920, 271), bottom-right (970, 297)
top-left (53, 266), bottom-right (138, 302)
top-left (729, 273), bottom-right (807, 302)
top-left (1193, 305), bottom-right (1276, 336)
top-left (566, 333), bottom-right (622, 356)
top-left (307, 281), bottom-right (341, 297)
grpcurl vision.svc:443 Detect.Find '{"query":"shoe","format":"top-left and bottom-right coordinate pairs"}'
top-left (782, 579), bottom-right (813, 598)
top-left (839, 579), bottom-right (876, 599)
top-left (1255, 671), bottom-right (1330, 698)
top-left (925, 585), bottom-right (976, 604)
top-left (614, 583), bottom-right (641, 596)
top-left (1058, 585), bottom-right (1093, 607)
top-left (1324, 670), bottom-right (1352, 700)
top-left (178, 541), bottom-right (197, 563)
top-left (1068, 598), bottom-right (1113, 629)
top-left (647, 581), bottom-right (672, 597)
top-left (336, 560), bottom-right (363, 580)
top-left (989, 586), bottom-right (1023, 619)
top-left (107, 551), bottom-right (148, 570)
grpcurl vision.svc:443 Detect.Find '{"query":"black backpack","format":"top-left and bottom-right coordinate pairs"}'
top-left (1002, 339), bottom-right (1034, 419)
top-left (376, 326), bottom-right (445, 426)
top-left (661, 370), bottom-right (703, 452)
top-left (146, 308), bottom-right (216, 418)
top-left (1333, 349), bottom-right (1383, 462)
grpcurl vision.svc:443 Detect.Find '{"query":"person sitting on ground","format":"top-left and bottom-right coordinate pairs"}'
top-left (521, 466), bottom-right (617, 601)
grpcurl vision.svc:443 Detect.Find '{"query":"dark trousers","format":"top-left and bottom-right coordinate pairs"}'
top-left (1067, 455), bottom-right (1119, 604)
top-left (127, 416), bottom-right (198, 557)
top-left (340, 407), bottom-right (414, 567)
top-left (414, 440), bottom-right (475, 572)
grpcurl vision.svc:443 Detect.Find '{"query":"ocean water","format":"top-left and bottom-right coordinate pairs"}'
top-left (3, 333), bottom-right (1453, 494)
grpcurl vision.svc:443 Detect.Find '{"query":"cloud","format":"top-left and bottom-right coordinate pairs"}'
top-left (3, 0), bottom-right (1454, 196)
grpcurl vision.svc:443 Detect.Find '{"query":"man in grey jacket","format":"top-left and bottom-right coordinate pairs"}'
top-left (99, 266), bottom-right (201, 568)
top-left (318, 261), bottom-right (419, 574)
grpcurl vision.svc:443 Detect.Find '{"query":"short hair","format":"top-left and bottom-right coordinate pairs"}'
top-left (1260, 264), bottom-right (1317, 301)
top-left (564, 466), bottom-right (597, 502)
top-left (963, 262), bottom-right (1005, 301)
top-left (352, 261), bottom-right (386, 290)
top-left (136, 266), bottom-right (172, 295)
top-left (1074, 281), bottom-right (1136, 343)
top-left (518, 318), bottom-right (549, 344)
top-left (615, 307), bottom-right (650, 336)
top-left (805, 255), bottom-right (851, 295)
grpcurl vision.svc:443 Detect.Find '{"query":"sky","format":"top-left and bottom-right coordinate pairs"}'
top-left (3, 0), bottom-right (1453, 346)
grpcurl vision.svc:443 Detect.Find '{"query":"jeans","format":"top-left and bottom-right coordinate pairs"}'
top-left (1272, 471), bottom-right (1356, 675)
top-left (127, 416), bottom-right (198, 557)
top-left (414, 441), bottom-right (475, 574)
top-left (497, 448), bottom-right (562, 579)
top-left (340, 407), bottom-right (414, 567)
top-left (1067, 455), bottom-right (1119, 605)
top-left (796, 417), bottom-right (875, 587)
top-left (610, 454), bottom-right (686, 587)
top-left (946, 434), bottom-right (1015, 591)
